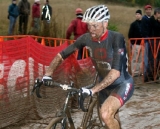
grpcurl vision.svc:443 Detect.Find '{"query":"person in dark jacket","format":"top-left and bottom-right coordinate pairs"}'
top-left (128, 9), bottom-right (142, 45)
top-left (149, 7), bottom-right (160, 81)
top-left (128, 9), bottom-right (143, 76)
top-left (141, 5), bottom-right (152, 37)
top-left (141, 4), bottom-right (152, 82)
top-left (30, 0), bottom-right (40, 35)
top-left (66, 8), bottom-right (88, 60)
top-left (41, 0), bottom-right (52, 37)
top-left (150, 8), bottom-right (160, 37)
top-left (8, 0), bottom-right (19, 35)
top-left (18, 0), bottom-right (30, 34)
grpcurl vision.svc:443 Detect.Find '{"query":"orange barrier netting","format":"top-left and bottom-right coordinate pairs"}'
top-left (0, 35), bottom-right (75, 47)
top-left (0, 35), bottom-right (159, 128)
top-left (0, 35), bottom-right (89, 59)
top-left (0, 35), bottom-right (159, 84)
top-left (1, 35), bottom-right (159, 84)
top-left (0, 36), bottom-right (96, 128)
top-left (128, 37), bottom-right (160, 83)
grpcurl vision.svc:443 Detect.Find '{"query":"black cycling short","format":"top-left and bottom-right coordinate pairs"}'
top-left (98, 76), bottom-right (134, 107)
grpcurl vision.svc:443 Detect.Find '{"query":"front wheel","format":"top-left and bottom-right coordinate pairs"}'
top-left (45, 117), bottom-right (68, 129)
top-left (79, 95), bottom-right (104, 129)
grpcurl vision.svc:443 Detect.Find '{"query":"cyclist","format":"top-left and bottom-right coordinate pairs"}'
top-left (42, 5), bottom-right (134, 129)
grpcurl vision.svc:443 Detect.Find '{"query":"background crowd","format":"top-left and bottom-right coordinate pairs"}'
top-left (8, 0), bottom-right (52, 36)
top-left (8, 0), bottom-right (88, 58)
top-left (128, 5), bottom-right (160, 82)
top-left (8, 0), bottom-right (160, 82)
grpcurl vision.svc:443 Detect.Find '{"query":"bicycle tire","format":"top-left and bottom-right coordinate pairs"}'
top-left (80, 96), bottom-right (103, 129)
top-left (45, 117), bottom-right (68, 129)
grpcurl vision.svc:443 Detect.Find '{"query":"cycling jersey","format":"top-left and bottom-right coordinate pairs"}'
top-left (60, 30), bottom-right (131, 86)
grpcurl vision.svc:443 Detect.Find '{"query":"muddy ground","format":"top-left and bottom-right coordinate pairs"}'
top-left (73, 82), bottom-right (160, 129)
top-left (2, 82), bottom-right (160, 129)
top-left (119, 82), bottom-right (160, 129)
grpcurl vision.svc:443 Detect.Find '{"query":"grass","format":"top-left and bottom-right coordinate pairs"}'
top-left (0, 0), bottom-right (148, 41)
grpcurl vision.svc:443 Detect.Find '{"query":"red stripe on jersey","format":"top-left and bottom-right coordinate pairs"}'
top-left (111, 93), bottom-right (124, 106)
top-left (92, 30), bottom-right (108, 42)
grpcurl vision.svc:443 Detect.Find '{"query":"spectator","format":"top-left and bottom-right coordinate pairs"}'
top-left (18, 0), bottom-right (30, 34)
top-left (30, 0), bottom-right (41, 35)
top-left (66, 8), bottom-right (88, 60)
top-left (41, 0), bottom-right (52, 37)
top-left (150, 8), bottom-right (160, 37)
top-left (149, 7), bottom-right (160, 81)
top-left (128, 9), bottom-right (143, 77)
top-left (141, 5), bottom-right (152, 37)
top-left (8, 0), bottom-right (19, 35)
top-left (141, 4), bottom-right (152, 82)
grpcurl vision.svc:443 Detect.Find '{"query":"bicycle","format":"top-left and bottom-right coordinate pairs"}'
top-left (32, 73), bottom-right (104, 129)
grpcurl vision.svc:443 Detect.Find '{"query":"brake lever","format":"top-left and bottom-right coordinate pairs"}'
top-left (78, 91), bottom-right (88, 112)
top-left (32, 78), bottom-right (43, 98)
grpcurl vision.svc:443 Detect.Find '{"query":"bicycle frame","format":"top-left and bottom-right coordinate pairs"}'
top-left (45, 92), bottom-right (101, 129)
top-left (32, 73), bottom-right (103, 129)
top-left (79, 96), bottom-right (97, 129)
top-left (46, 91), bottom-right (76, 129)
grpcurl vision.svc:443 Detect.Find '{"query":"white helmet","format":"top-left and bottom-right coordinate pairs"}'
top-left (82, 5), bottom-right (110, 23)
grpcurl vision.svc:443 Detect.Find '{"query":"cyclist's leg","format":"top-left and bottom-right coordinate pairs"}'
top-left (100, 96), bottom-right (121, 129)
top-left (99, 77), bottom-right (134, 129)
top-left (114, 109), bottom-right (121, 128)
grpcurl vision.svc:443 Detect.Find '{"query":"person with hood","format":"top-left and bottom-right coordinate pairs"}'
top-left (66, 8), bottom-right (88, 60)
top-left (30, 0), bottom-right (41, 35)
top-left (8, 0), bottom-right (19, 35)
top-left (41, 0), bottom-right (52, 37)
top-left (18, 0), bottom-right (30, 34)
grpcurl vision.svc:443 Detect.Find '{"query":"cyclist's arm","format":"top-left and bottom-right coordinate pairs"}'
top-left (45, 53), bottom-right (63, 76)
top-left (92, 69), bottom-right (120, 94)
top-left (92, 33), bottom-right (125, 94)
top-left (45, 36), bottom-right (86, 76)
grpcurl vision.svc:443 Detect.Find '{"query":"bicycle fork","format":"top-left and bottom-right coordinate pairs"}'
top-left (63, 92), bottom-right (76, 129)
